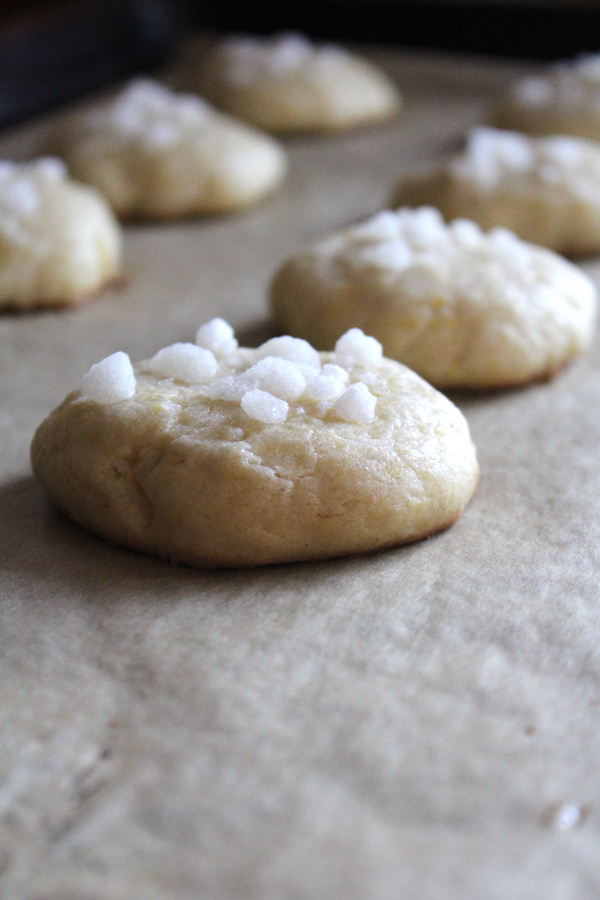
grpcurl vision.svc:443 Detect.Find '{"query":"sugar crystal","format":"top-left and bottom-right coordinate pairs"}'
top-left (355, 238), bottom-right (412, 270)
top-left (241, 389), bottom-right (288, 424)
top-left (321, 363), bottom-right (349, 383)
top-left (303, 372), bottom-right (347, 402)
top-left (147, 343), bottom-right (217, 383)
top-left (0, 177), bottom-right (39, 217)
top-left (195, 318), bottom-right (238, 356)
top-left (450, 218), bottom-right (481, 247)
top-left (333, 382), bottom-right (376, 423)
top-left (247, 356), bottom-right (306, 401)
top-left (399, 206), bottom-right (446, 246)
top-left (353, 210), bottom-right (400, 242)
top-left (81, 351), bottom-right (136, 404)
top-left (335, 328), bottom-right (383, 366)
top-left (256, 335), bottom-right (320, 367)
top-left (515, 77), bottom-right (553, 106)
top-left (208, 373), bottom-right (253, 402)
top-left (35, 157), bottom-right (67, 181)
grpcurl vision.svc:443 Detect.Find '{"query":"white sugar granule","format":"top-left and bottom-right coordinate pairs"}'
top-left (303, 372), bottom-right (347, 402)
top-left (98, 79), bottom-right (210, 146)
top-left (335, 328), bottom-right (383, 367)
top-left (147, 343), bottom-right (217, 383)
top-left (321, 363), bottom-right (349, 383)
top-left (549, 801), bottom-right (586, 832)
top-left (224, 32), bottom-right (313, 81)
top-left (355, 238), bottom-right (413, 270)
top-left (399, 206), bottom-right (446, 247)
top-left (81, 351), bottom-right (136, 404)
top-left (195, 318), bottom-right (238, 356)
top-left (34, 157), bottom-right (67, 181)
top-left (353, 210), bottom-right (401, 242)
top-left (487, 227), bottom-right (532, 265)
top-left (207, 373), bottom-right (254, 402)
top-left (241, 389), bottom-right (288, 424)
top-left (267, 33), bottom-right (313, 74)
top-left (0, 161), bottom-right (17, 180)
top-left (143, 120), bottom-right (180, 149)
top-left (256, 335), bottom-right (321, 367)
top-left (514, 77), bottom-right (553, 106)
top-left (303, 365), bottom-right (348, 402)
top-left (541, 135), bottom-right (585, 166)
top-left (333, 382), bottom-right (376, 423)
top-left (0, 177), bottom-right (39, 217)
top-left (450, 218), bottom-right (482, 248)
top-left (467, 128), bottom-right (535, 180)
top-left (247, 356), bottom-right (306, 401)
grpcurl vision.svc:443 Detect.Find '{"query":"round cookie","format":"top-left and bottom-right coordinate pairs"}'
top-left (493, 54), bottom-right (600, 141)
top-left (185, 32), bottom-right (402, 133)
top-left (50, 79), bottom-right (287, 218)
top-left (0, 157), bottom-right (121, 310)
top-left (269, 207), bottom-right (597, 390)
top-left (30, 320), bottom-right (479, 568)
top-left (391, 127), bottom-right (600, 255)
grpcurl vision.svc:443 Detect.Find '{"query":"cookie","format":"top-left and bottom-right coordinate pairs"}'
top-left (493, 54), bottom-right (600, 141)
top-left (50, 79), bottom-right (287, 218)
top-left (185, 32), bottom-right (401, 133)
top-left (269, 207), bottom-right (597, 389)
top-left (391, 127), bottom-right (600, 255)
top-left (30, 319), bottom-right (478, 568)
top-left (0, 158), bottom-right (121, 309)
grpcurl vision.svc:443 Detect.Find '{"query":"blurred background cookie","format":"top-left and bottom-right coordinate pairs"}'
top-left (180, 31), bottom-right (402, 133)
top-left (493, 54), bottom-right (600, 141)
top-left (49, 79), bottom-right (287, 219)
top-left (391, 127), bottom-right (600, 255)
top-left (0, 157), bottom-right (121, 310)
top-left (270, 207), bottom-right (597, 390)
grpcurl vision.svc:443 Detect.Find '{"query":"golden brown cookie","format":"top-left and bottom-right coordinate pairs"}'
top-left (31, 320), bottom-right (478, 567)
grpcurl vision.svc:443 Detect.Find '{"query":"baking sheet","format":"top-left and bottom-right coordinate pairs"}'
top-left (1, 47), bottom-right (600, 899)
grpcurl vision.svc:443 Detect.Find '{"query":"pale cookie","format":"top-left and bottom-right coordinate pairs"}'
top-left (392, 128), bottom-right (600, 255)
top-left (494, 54), bottom-right (600, 141)
top-left (31, 320), bottom-right (478, 568)
top-left (51, 79), bottom-right (287, 218)
top-left (270, 208), bottom-right (597, 390)
top-left (185, 32), bottom-right (401, 133)
top-left (0, 158), bottom-right (121, 309)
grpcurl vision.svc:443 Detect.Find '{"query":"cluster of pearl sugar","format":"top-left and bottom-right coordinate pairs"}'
top-left (223, 32), bottom-right (347, 82)
top-left (348, 206), bottom-right (551, 269)
top-left (79, 319), bottom-right (380, 425)
top-left (350, 207), bottom-right (463, 271)
top-left (453, 127), bottom-right (596, 191)
top-left (514, 54), bottom-right (600, 108)
top-left (229, 329), bottom-right (380, 425)
top-left (0, 157), bottom-right (67, 233)
top-left (89, 79), bottom-right (211, 150)
top-left (454, 128), bottom-right (535, 189)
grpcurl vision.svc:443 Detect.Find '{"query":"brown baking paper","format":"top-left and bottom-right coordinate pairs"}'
top-left (0, 48), bottom-right (599, 899)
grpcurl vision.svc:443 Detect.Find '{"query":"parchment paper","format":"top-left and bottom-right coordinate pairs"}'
top-left (1, 47), bottom-right (599, 900)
